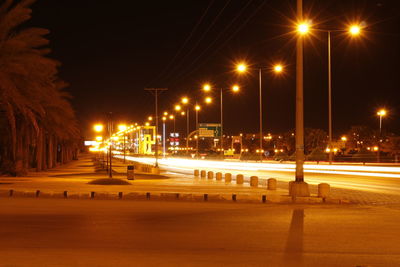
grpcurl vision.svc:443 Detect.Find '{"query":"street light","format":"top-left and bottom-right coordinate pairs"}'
top-left (377, 109), bottom-right (387, 163)
top-left (297, 22), bottom-right (310, 34)
top-left (203, 84), bottom-right (211, 92)
top-left (118, 124), bottom-right (127, 162)
top-left (181, 97), bottom-right (190, 154)
top-left (162, 116), bottom-right (167, 157)
top-left (319, 24), bottom-right (363, 164)
top-left (205, 96), bottom-right (212, 104)
top-left (195, 104), bottom-right (201, 159)
top-left (94, 124), bottom-right (104, 132)
top-left (148, 116), bottom-right (153, 121)
top-left (236, 62), bottom-right (283, 161)
top-left (203, 84), bottom-right (240, 158)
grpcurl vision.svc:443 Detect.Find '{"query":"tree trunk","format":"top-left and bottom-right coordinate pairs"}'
top-left (36, 128), bottom-right (43, 172)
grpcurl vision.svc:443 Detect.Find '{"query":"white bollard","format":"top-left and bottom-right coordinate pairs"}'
top-left (318, 183), bottom-right (330, 198)
top-left (236, 174), bottom-right (244, 184)
top-left (267, 178), bottom-right (277, 190)
top-left (250, 176), bottom-right (258, 187)
top-left (225, 173), bottom-right (232, 183)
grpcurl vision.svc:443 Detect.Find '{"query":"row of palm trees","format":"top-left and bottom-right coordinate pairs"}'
top-left (0, 0), bottom-right (80, 176)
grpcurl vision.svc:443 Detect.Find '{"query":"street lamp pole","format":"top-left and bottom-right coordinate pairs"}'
top-left (292, 0), bottom-right (310, 196)
top-left (328, 30), bottom-right (333, 164)
top-left (144, 88), bottom-right (168, 167)
top-left (196, 104), bottom-right (200, 159)
top-left (259, 68), bottom-right (263, 161)
top-left (220, 88), bottom-right (224, 157)
top-left (186, 108), bottom-right (189, 155)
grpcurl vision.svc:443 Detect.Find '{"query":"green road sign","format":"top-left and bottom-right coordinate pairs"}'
top-left (198, 123), bottom-right (221, 137)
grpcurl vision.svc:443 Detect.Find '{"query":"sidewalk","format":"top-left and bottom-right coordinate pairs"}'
top-left (1, 154), bottom-right (300, 203)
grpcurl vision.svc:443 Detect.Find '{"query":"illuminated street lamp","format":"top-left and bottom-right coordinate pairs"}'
top-left (376, 109), bottom-right (387, 163)
top-left (203, 84), bottom-right (211, 92)
top-left (181, 97), bottom-right (190, 154)
top-left (162, 116), bottom-right (167, 157)
top-left (118, 124), bottom-right (127, 162)
top-left (195, 104), bottom-right (201, 159)
top-left (377, 109), bottom-right (387, 133)
top-left (205, 96), bottom-right (212, 104)
top-left (236, 62), bottom-right (283, 161)
top-left (148, 116), bottom-right (153, 121)
top-left (202, 84), bottom-right (240, 157)
top-left (297, 22), bottom-right (310, 34)
top-left (94, 124), bottom-right (104, 132)
top-left (322, 23), bottom-right (363, 164)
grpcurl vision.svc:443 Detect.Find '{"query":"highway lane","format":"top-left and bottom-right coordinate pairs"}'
top-left (118, 156), bottom-right (400, 196)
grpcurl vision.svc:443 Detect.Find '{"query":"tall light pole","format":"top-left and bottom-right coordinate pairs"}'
top-left (162, 116), bottom-right (166, 157)
top-left (324, 25), bottom-right (362, 164)
top-left (203, 84), bottom-right (239, 158)
top-left (236, 64), bottom-right (283, 161)
top-left (291, 0), bottom-right (310, 196)
top-left (195, 104), bottom-right (201, 159)
top-left (377, 109), bottom-right (387, 163)
top-left (118, 124), bottom-right (127, 163)
top-left (145, 88), bottom-right (168, 167)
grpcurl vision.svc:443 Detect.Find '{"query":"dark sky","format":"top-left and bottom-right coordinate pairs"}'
top-left (28, 0), bottom-right (400, 138)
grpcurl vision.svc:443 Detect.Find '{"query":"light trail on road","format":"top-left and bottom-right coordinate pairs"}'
top-left (119, 156), bottom-right (400, 178)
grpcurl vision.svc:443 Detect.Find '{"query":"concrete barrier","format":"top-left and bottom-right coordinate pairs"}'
top-left (318, 183), bottom-right (330, 198)
top-left (250, 176), bottom-right (258, 187)
top-left (267, 178), bottom-right (277, 190)
top-left (225, 173), bottom-right (232, 183)
top-left (200, 170), bottom-right (206, 178)
top-left (151, 166), bottom-right (160, 175)
top-left (207, 171), bottom-right (214, 179)
top-left (194, 169), bottom-right (200, 176)
top-left (236, 174), bottom-right (244, 184)
top-left (216, 172), bottom-right (222, 180)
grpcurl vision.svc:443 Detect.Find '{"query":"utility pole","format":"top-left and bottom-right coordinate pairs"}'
top-left (108, 112), bottom-right (113, 178)
top-left (145, 88), bottom-right (168, 167)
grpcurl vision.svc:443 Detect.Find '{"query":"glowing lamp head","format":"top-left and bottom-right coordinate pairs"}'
top-left (181, 97), bottom-right (189, 104)
top-left (145, 122), bottom-right (150, 126)
top-left (203, 84), bottom-right (211, 92)
top-left (93, 124), bottom-right (104, 132)
top-left (377, 109), bottom-right (387, 117)
top-left (232, 85), bottom-right (240, 92)
top-left (274, 64), bottom-right (283, 73)
top-left (195, 105), bottom-right (201, 111)
top-left (297, 22), bottom-right (310, 34)
top-left (341, 136), bottom-right (347, 142)
top-left (236, 63), bottom-right (247, 73)
top-left (169, 115), bottom-right (174, 120)
top-left (205, 97), bottom-right (212, 104)
top-left (349, 25), bottom-right (361, 35)
top-left (148, 116), bottom-right (153, 121)
top-left (175, 105), bottom-right (181, 111)
top-left (118, 124), bottom-right (127, 131)
top-left (163, 111), bottom-right (168, 116)
top-left (180, 111), bottom-right (185, 116)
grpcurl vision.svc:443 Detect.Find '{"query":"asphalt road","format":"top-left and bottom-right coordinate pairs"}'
top-left (121, 156), bottom-right (400, 199)
top-left (1, 198), bottom-right (400, 266)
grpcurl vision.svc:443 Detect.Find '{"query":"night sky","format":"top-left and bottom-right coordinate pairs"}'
top-left (27, 0), bottom-right (400, 138)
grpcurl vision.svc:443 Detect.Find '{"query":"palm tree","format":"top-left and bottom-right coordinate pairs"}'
top-left (0, 0), bottom-right (80, 175)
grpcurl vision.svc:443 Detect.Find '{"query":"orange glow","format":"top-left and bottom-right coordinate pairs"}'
top-left (93, 124), bottom-right (104, 132)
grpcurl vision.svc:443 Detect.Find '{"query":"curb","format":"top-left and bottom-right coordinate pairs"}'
top-left (0, 189), bottom-right (348, 204)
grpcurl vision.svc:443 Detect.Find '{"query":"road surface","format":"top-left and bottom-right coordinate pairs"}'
top-left (119, 156), bottom-right (400, 203)
top-left (1, 198), bottom-right (400, 266)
